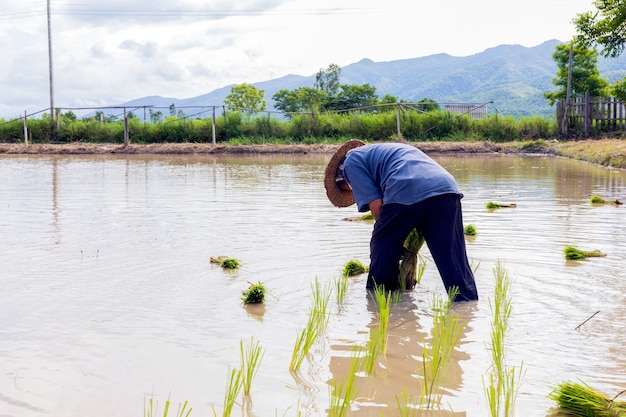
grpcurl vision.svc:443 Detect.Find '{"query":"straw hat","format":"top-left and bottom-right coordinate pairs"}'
top-left (324, 139), bottom-right (366, 207)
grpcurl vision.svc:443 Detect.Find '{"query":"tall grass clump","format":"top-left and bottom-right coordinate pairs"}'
top-left (483, 262), bottom-right (525, 417)
top-left (289, 278), bottom-right (332, 371)
top-left (420, 287), bottom-right (465, 409)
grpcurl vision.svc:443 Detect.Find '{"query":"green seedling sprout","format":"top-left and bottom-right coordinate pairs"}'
top-left (240, 337), bottom-right (264, 396)
top-left (289, 278), bottom-right (331, 371)
top-left (144, 394), bottom-right (192, 417)
top-left (421, 287), bottom-right (465, 409)
top-left (483, 262), bottom-right (525, 417)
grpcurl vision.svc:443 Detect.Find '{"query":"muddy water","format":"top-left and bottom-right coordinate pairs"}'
top-left (0, 153), bottom-right (624, 417)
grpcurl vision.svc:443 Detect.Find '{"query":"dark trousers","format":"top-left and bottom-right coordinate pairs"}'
top-left (367, 194), bottom-right (478, 301)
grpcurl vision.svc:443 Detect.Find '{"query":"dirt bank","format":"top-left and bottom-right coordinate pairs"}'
top-left (1, 139), bottom-right (625, 169)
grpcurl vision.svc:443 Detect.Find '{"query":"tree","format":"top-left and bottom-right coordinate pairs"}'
top-left (416, 98), bottom-right (440, 112)
top-left (273, 87), bottom-right (328, 113)
top-left (325, 83), bottom-right (378, 111)
top-left (224, 83), bottom-right (267, 114)
top-left (544, 42), bottom-right (609, 106)
top-left (574, 0), bottom-right (626, 58)
top-left (314, 63), bottom-right (342, 96)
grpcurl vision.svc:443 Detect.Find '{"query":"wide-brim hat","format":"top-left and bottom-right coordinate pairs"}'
top-left (324, 139), bottom-right (366, 207)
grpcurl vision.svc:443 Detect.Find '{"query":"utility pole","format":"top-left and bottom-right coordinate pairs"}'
top-left (47, 0), bottom-right (55, 121)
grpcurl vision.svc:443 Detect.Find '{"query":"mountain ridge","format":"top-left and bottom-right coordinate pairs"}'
top-left (115, 39), bottom-right (626, 119)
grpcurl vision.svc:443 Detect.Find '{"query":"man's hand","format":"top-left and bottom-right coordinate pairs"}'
top-left (369, 198), bottom-right (383, 220)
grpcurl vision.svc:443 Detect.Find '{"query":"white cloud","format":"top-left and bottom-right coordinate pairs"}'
top-left (0, 0), bottom-right (594, 118)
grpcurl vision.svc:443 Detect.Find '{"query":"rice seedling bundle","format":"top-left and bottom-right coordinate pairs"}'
top-left (242, 282), bottom-right (266, 304)
top-left (211, 256), bottom-right (241, 269)
top-left (399, 229), bottom-right (425, 290)
top-left (590, 195), bottom-right (623, 205)
top-left (549, 380), bottom-right (626, 417)
top-left (486, 202), bottom-right (517, 209)
top-left (564, 245), bottom-right (607, 260)
top-left (342, 259), bottom-right (368, 277)
top-left (464, 224), bottom-right (477, 236)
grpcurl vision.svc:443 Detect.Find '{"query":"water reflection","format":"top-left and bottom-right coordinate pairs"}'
top-left (0, 153), bottom-right (624, 417)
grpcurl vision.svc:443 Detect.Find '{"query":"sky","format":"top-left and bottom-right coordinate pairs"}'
top-left (0, 0), bottom-right (596, 119)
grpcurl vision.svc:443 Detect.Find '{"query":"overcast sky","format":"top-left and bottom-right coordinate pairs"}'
top-left (1, 0), bottom-right (594, 119)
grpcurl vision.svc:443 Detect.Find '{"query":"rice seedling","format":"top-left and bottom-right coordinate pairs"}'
top-left (241, 281), bottom-right (266, 304)
top-left (420, 287), bottom-right (465, 409)
top-left (372, 285), bottom-right (391, 355)
top-left (548, 380), bottom-right (626, 416)
top-left (144, 394), bottom-right (192, 417)
top-left (483, 262), bottom-right (525, 417)
top-left (416, 257), bottom-right (427, 285)
top-left (289, 278), bottom-right (332, 371)
top-left (328, 348), bottom-right (360, 417)
top-left (463, 224), bottom-right (477, 236)
top-left (395, 388), bottom-right (418, 417)
top-left (333, 276), bottom-right (349, 309)
top-left (399, 228), bottom-right (425, 290)
top-left (342, 259), bottom-right (369, 277)
top-left (240, 337), bottom-right (265, 396)
top-left (486, 202), bottom-right (517, 209)
top-left (564, 245), bottom-right (607, 260)
top-left (214, 367), bottom-right (243, 417)
top-left (471, 259), bottom-right (481, 274)
top-left (361, 285), bottom-right (392, 374)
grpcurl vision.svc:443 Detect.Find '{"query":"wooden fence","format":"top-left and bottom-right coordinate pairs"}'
top-left (557, 92), bottom-right (626, 137)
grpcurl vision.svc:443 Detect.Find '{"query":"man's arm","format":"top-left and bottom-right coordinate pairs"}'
top-left (368, 198), bottom-right (383, 220)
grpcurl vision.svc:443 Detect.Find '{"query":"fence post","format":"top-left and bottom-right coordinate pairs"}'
top-left (123, 107), bottom-right (129, 146)
top-left (396, 103), bottom-right (402, 139)
top-left (211, 106), bottom-right (216, 145)
top-left (584, 92), bottom-right (590, 137)
top-left (23, 111), bottom-right (28, 146)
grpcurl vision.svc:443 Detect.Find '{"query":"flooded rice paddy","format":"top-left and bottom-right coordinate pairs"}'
top-left (0, 152), bottom-right (625, 417)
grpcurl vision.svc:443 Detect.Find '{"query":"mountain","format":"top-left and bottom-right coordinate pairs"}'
top-left (110, 40), bottom-right (626, 120)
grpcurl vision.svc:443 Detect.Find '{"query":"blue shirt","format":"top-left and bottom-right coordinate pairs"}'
top-left (343, 143), bottom-right (461, 212)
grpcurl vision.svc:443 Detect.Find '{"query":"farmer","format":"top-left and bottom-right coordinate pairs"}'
top-left (324, 139), bottom-right (478, 302)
